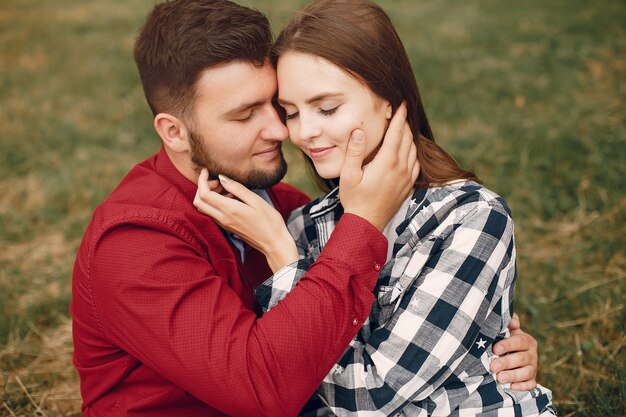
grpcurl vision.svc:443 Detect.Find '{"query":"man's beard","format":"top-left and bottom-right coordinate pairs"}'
top-left (188, 130), bottom-right (287, 190)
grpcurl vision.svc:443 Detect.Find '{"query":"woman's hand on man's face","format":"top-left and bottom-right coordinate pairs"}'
top-left (193, 169), bottom-right (299, 272)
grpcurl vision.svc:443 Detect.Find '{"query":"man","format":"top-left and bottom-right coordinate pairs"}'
top-left (71, 1), bottom-right (537, 416)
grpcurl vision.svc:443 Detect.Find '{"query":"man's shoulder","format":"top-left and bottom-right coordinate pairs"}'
top-left (105, 157), bottom-right (178, 209)
top-left (82, 158), bottom-right (210, 254)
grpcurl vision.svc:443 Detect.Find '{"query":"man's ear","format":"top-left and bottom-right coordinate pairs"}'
top-left (154, 113), bottom-right (190, 154)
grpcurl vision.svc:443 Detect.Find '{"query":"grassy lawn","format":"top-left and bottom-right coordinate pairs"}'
top-left (1, 0), bottom-right (624, 415)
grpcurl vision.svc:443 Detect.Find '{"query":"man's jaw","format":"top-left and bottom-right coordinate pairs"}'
top-left (193, 157), bottom-right (288, 190)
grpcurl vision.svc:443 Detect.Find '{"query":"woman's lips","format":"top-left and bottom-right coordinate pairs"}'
top-left (309, 146), bottom-right (335, 160)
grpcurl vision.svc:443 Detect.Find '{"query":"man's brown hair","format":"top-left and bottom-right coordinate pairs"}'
top-left (134, 0), bottom-right (272, 120)
top-left (273, 0), bottom-right (479, 191)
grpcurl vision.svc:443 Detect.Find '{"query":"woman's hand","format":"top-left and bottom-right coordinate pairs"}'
top-left (490, 313), bottom-right (538, 390)
top-left (193, 169), bottom-right (299, 272)
top-left (340, 102), bottom-right (420, 231)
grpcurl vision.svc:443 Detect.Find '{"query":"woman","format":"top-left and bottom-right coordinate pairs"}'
top-left (195, 0), bottom-right (555, 415)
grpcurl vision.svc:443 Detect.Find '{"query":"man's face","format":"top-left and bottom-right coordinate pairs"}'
top-left (187, 62), bottom-right (289, 189)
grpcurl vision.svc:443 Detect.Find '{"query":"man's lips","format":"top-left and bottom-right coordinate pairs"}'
top-left (253, 145), bottom-right (280, 157)
top-left (309, 146), bottom-right (336, 160)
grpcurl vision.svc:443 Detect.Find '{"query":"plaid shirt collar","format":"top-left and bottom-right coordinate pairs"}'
top-left (308, 185), bottom-right (429, 235)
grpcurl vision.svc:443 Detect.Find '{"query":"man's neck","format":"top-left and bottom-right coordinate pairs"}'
top-left (163, 146), bottom-right (199, 185)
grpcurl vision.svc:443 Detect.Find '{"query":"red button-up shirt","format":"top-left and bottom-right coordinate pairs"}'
top-left (71, 148), bottom-right (387, 417)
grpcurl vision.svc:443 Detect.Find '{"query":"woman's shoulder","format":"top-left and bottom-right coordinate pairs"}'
top-left (288, 187), bottom-right (340, 221)
top-left (287, 195), bottom-right (321, 222)
top-left (423, 180), bottom-right (513, 219)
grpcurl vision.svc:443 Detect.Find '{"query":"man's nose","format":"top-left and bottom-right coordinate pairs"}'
top-left (261, 106), bottom-right (289, 141)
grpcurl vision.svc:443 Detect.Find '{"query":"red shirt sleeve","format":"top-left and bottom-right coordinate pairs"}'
top-left (87, 214), bottom-right (385, 417)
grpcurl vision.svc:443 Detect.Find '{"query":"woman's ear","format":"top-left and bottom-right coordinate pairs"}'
top-left (154, 113), bottom-right (191, 154)
top-left (385, 102), bottom-right (393, 120)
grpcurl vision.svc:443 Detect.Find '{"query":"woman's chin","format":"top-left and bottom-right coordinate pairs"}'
top-left (316, 170), bottom-right (341, 180)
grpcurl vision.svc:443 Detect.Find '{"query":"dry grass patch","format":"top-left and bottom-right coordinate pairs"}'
top-left (1, 319), bottom-right (80, 417)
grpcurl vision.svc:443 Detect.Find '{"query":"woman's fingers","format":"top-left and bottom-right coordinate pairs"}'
top-left (197, 168), bottom-right (210, 191)
top-left (195, 169), bottom-right (215, 214)
top-left (194, 170), bottom-right (293, 265)
top-left (195, 170), bottom-right (280, 239)
top-left (195, 169), bottom-right (245, 222)
top-left (207, 179), bottom-right (225, 194)
top-left (193, 188), bottom-right (221, 219)
top-left (218, 175), bottom-right (266, 207)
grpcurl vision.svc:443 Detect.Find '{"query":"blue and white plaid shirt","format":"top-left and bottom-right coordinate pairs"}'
top-left (255, 181), bottom-right (555, 416)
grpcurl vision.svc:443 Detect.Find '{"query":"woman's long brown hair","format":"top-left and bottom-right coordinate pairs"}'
top-left (272, 0), bottom-right (479, 192)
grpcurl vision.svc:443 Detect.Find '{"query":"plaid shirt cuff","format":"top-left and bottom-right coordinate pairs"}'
top-left (255, 259), bottom-right (313, 313)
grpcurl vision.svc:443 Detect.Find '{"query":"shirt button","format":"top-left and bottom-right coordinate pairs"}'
top-left (374, 263), bottom-right (381, 271)
top-left (352, 318), bottom-right (358, 326)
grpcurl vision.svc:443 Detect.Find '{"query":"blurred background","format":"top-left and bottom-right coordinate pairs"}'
top-left (0, 0), bottom-right (624, 415)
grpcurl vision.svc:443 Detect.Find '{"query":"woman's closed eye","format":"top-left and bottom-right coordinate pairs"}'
top-left (319, 105), bottom-right (340, 116)
top-left (285, 105), bottom-right (340, 121)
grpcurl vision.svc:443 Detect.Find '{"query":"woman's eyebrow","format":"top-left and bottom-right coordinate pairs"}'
top-left (278, 92), bottom-right (344, 106)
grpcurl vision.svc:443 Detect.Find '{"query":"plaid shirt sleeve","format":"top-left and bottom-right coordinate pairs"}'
top-left (316, 201), bottom-right (516, 416)
top-left (255, 259), bottom-right (312, 311)
top-left (255, 205), bottom-right (317, 313)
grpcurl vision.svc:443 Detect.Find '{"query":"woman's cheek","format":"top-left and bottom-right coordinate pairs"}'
top-left (332, 114), bottom-right (362, 148)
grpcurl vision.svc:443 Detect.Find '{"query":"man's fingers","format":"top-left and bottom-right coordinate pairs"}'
top-left (398, 121), bottom-right (414, 158)
top-left (495, 365), bottom-right (537, 388)
top-left (340, 129), bottom-right (366, 186)
top-left (411, 157), bottom-right (420, 184)
top-left (377, 102), bottom-right (407, 158)
top-left (508, 313), bottom-right (521, 331)
top-left (490, 350), bottom-right (536, 374)
top-left (509, 378), bottom-right (538, 391)
top-left (407, 140), bottom-right (417, 171)
top-left (493, 330), bottom-right (537, 356)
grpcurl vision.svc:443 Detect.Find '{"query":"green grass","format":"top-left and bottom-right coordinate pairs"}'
top-left (1, 0), bottom-right (624, 416)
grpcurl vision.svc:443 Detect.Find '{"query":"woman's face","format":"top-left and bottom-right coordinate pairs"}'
top-left (277, 51), bottom-right (391, 179)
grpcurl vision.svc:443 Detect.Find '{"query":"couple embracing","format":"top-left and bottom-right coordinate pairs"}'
top-left (72, 1), bottom-right (556, 416)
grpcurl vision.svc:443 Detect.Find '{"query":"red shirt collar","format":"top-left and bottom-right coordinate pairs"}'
top-left (153, 146), bottom-right (198, 202)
